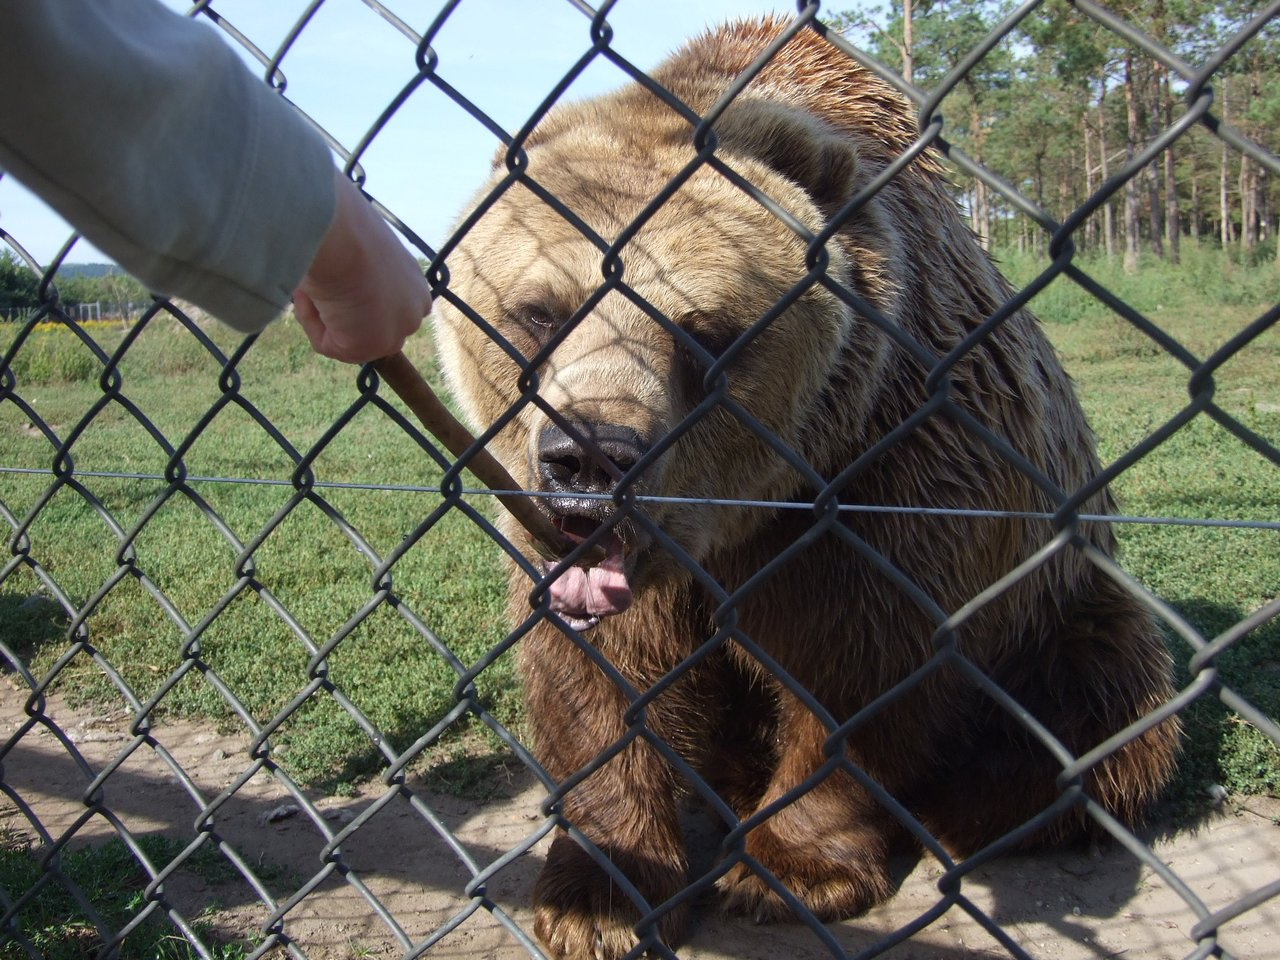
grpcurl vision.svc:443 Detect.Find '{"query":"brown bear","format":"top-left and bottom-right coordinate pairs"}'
top-left (432, 16), bottom-right (1180, 960)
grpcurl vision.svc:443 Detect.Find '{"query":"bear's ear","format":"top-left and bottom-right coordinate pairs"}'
top-left (711, 98), bottom-right (863, 218)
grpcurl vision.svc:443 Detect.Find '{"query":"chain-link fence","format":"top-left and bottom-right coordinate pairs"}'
top-left (2, 1), bottom-right (1278, 959)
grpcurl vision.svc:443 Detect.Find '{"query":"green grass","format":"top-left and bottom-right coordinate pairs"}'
top-left (1003, 243), bottom-right (1280, 813)
top-left (1, 311), bottom-right (513, 790)
top-left (0, 829), bottom-right (251, 959)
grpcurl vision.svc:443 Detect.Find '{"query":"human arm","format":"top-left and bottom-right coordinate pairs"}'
top-left (0, 0), bottom-right (427, 360)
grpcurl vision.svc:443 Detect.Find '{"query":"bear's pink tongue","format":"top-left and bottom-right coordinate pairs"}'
top-left (547, 524), bottom-right (632, 628)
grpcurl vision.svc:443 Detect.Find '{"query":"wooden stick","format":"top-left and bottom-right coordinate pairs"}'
top-left (373, 351), bottom-right (595, 564)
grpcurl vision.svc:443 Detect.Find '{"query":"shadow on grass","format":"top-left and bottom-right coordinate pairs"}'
top-left (1155, 598), bottom-right (1280, 825)
top-left (0, 590), bottom-right (70, 674)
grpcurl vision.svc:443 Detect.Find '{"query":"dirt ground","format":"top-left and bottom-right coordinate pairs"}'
top-left (3, 688), bottom-right (1278, 960)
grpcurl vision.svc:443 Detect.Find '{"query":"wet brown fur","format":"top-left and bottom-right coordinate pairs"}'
top-left (433, 18), bottom-right (1180, 960)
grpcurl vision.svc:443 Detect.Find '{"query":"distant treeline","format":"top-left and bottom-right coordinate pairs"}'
top-left (1, 250), bottom-right (151, 321)
top-left (58, 261), bottom-right (132, 279)
top-left (831, 1), bottom-right (1278, 266)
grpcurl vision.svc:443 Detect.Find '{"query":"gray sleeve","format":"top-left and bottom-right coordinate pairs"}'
top-left (0, 0), bottom-right (336, 332)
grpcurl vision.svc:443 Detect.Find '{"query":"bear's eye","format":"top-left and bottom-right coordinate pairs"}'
top-left (684, 313), bottom-right (740, 360)
top-left (519, 305), bottom-right (556, 329)
top-left (506, 303), bottom-right (561, 337)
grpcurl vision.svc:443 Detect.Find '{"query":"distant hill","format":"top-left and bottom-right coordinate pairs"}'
top-left (58, 262), bottom-right (125, 279)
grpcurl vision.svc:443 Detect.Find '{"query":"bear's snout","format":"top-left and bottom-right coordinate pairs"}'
top-left (534, 421), bottom-right (648, 631)
top-left (536, 421), bottom-right (646, 517)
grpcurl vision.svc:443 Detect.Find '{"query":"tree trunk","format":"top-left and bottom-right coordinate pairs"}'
top-left (1059, 177), bottom-right (1071, 242)
top-left (1144, 63), bottom-right (1164, 258)
top-left (902, 0), bottom-right (914, 87)
top-left (1220, 82), bottom-right (1233, 247)
top-left (1123, 53), bottom-right (1141, 271)
top-left (975, 179), bottom-right (990, 250)
top-left (1240, 156), bottom-right (1259, 251)
top-left (1221, 141), bottom-right (1234, 246)
top-left (1261, 174), bottom-right (1275, 263)
top-left (1162, 66), bottom-right (1180, 263)
top-left (1189, 168), bottom-right (1200, 244)
top-left (967, 98), bottom-right (990, 250)
top-left (1098, 76), bottom-right (1115, 258)
top-left (1083, 110), bottom-right (1097, 252)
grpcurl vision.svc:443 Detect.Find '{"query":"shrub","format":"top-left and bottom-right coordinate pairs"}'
top-left (4, 326), bottom-right (103, 385)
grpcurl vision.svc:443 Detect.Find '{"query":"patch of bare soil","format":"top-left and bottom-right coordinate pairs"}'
top-left (3, 689), bottom-right (1278, 959)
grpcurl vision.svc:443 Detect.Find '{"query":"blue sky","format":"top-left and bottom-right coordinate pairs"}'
top-left (1, 0), bottom-right (817, 267)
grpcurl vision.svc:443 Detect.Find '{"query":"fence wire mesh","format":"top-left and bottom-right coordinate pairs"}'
top-left (1, 1), bottom-right (1278, 959)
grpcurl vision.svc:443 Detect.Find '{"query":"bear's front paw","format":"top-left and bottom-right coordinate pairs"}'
top-left (716, 823), bottom-right (894, 923)
top-left (533, 835), bottom-right (688, 960)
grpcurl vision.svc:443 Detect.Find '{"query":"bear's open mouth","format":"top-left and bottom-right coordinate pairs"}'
top-left (543, 514), bottom-right (633, 631)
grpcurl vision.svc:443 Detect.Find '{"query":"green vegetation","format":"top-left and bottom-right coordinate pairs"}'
top-left (0, 251), bottom-right (39, 322)
top-left (1003, 244), bottom-right (1280, 813)
top-left (0, 829), bottom-right (251, 959)
top-left (1, 313), bottom-right (513, 791)
top-left (1, 249), bottom-right (151, 323)
top-left (831, 1), bottom-right (1279, 264)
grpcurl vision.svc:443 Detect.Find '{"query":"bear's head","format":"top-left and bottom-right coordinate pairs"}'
top-left (433, 87), bottom-right (904, 628)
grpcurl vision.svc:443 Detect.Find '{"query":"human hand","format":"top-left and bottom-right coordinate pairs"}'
top-left (293, 168), bottom-right (431, 363)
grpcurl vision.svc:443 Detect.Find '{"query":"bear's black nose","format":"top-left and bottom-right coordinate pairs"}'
top-left (537, 422), bottom-right (645, 507)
